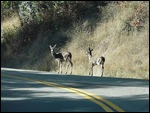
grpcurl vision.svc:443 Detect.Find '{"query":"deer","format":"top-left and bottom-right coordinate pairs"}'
top-left (49, 44), bottom-right (73, 74)
top-left (86, 47), bottom-right (105, 77)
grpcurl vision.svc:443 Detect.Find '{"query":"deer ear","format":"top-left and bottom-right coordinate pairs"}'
top-left (89, 47), bottom-right (93, 51)
top-left (49, 45), bottom-right (52, 49)
top-left (53, 44), bottom-right (57, 48)
top-left (88, 47), bottom-right (91, 51)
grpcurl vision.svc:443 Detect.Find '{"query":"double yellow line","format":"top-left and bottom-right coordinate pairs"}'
top-left (2, 74), bottom-right (125, 112)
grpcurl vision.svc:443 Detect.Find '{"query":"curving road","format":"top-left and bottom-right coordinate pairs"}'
top-left (1, 68), bottom-right (149, 112)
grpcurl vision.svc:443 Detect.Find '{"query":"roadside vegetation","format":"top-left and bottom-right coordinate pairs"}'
top-left (1, 1), bottom-right (149, 79)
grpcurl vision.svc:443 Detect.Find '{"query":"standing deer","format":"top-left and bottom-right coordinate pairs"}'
top-left (86, 47), bottom-right (105, 77)
top-left (49, 44), bottom-right (73, 74)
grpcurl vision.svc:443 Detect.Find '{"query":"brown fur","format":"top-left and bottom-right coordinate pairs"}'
top-left (49, 44), bottom-right (73, 74)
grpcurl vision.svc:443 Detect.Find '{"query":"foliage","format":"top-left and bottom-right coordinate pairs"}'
top-left (1, 1), bottom-right (149, 79)
top-left (2, 1), bottom-right (108, 25)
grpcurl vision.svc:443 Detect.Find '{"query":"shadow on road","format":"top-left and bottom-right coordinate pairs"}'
top-left (1, 68), bottom-right (149, 112)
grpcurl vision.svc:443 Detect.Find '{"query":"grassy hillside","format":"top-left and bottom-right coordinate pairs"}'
top-left (1, 1), bottom-right (149, 79)
top-left (64, 1), bottom-right (149, 79)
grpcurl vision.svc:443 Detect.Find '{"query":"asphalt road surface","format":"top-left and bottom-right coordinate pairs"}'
top-left (1, 68), bottom-right (149, 112)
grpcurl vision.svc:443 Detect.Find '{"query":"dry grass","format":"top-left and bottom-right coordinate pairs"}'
top-left (1, 1), bottom-right (149, 79)
top-left (1, 13), bottom-right (21, 42)
top-left (62, 1), bottom-right (149, 79)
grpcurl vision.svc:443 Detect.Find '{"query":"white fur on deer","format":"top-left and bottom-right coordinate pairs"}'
top-left (86, 47), bottom-right (105, 76)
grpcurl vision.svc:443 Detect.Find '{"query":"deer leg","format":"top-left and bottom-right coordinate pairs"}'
top-left (65, 61), bottom-right (73, 74)
top-left (65, 62), bottom-right (69, 74)
top-left (69, 61), bottom-right (73, 74)
top-left (90, 65), bottom-right (93, 76)
top-left (101, 64), bottom-right (104, 77)
top-left (91, 66), bottom-right (93, 76)
top-left (89, 65), bottom-right (91, 75)
top-left (57, 60), bottom-right (62, 74)
top-left (60, 62), bottom-right (62, 74)
top-left (57, 60), bottom-right (60, 74)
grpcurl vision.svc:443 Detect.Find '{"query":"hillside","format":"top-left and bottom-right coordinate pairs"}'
top-left (1, 1), bottom-right (149, 79)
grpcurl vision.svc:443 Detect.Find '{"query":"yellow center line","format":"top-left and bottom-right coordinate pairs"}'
top-left (39, 81), bottom-right (113, 112)
top-left (70, 88), bottom-right (125, 112)
top-left (42, 81), bottom-right (125, 112)
top-left (2, 74), bottom-right (125, 112)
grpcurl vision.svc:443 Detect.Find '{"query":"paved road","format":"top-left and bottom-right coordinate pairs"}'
top-left (1, 68), bottom-right (149, 112)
